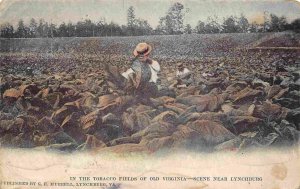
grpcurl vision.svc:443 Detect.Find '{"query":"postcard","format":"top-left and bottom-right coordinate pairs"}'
top-left (0, 0), bottom-right (299, 188)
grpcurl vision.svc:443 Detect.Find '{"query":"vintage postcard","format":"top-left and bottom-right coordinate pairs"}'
top-left (0, 0), bottom-right (299, 188)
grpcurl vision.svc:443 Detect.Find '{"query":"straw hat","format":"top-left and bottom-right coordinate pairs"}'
top-left (177, 62), bottom-right (184, 67)
top-left (133, 43), bottom-right (152, 57)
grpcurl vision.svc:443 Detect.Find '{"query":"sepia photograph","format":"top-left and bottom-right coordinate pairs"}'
top-left (0, 0), bottom-right (299, 188)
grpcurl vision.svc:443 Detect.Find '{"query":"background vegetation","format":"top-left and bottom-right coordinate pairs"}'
top-left (1, 2), bottom-right (300, 38)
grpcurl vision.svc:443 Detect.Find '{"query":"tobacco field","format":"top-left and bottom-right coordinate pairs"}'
top-left (0, 32), bottom-right (299, 153)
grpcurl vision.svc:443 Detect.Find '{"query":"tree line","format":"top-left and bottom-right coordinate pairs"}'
top-left (1, 2), bottom-right (299, 38)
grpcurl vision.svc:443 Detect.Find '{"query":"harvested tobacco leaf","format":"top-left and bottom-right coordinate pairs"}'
top-left (97, 94), bottom-right (119, 110)
top-left (3, 88), bottom-right (21, 99)
top-left (176, 93), bottom-right (228, 112)
top-left (232, 87), bottom-right (264, 104)
top-left (80, 110), bottom-right (100, 132)
top-left (77, 135), bottom-right (106, 150)
top-left (187, 120), bottom-right (235, 145)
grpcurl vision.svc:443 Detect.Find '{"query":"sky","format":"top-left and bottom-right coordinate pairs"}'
top-left (0, 0), bottom-right (300, 27)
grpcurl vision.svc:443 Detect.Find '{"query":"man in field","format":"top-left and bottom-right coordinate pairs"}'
top-left (105, 42), bottom-right (160, 100)
top-left (169, 62), bottom-right (193, 89)
top-left (122, 42), bottom-right (160, 98)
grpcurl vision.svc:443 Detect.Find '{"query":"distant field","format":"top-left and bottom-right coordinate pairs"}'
top-left (0, 32), bottom-right (299, 59)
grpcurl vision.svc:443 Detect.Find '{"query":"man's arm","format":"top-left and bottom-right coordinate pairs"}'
top-left (122, 68), bottom-right (134, 79)
top-left (151, 60), bottom-right (160, 72)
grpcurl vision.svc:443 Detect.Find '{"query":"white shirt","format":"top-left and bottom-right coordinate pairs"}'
top-left (176, 68), bottom-right (190, 77)
top-left (122, 60), bottom-right (160, 83)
